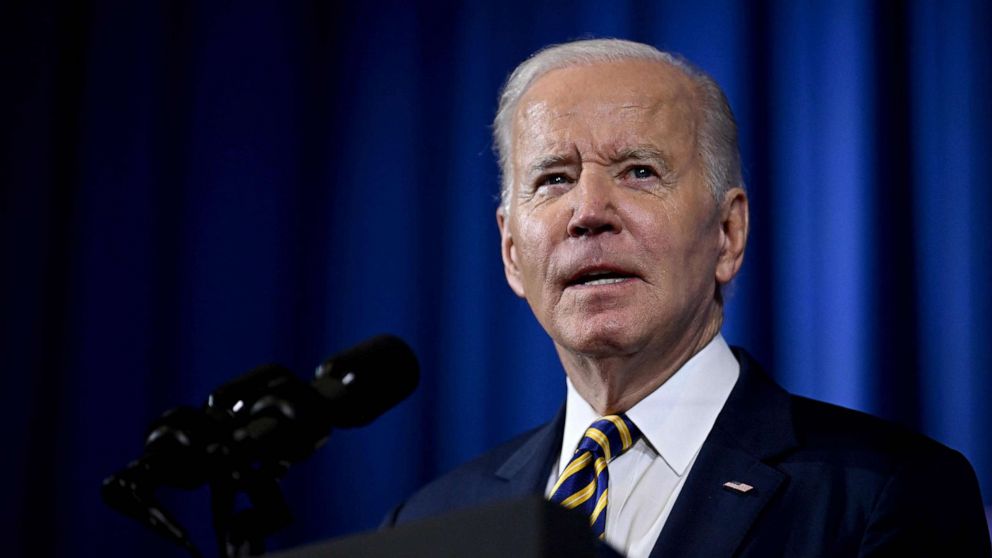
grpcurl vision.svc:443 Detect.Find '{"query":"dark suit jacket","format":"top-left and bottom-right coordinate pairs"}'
top-left (386, 349), bottom-right (991, 557)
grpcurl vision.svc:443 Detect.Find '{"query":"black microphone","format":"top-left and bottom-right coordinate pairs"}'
top-left (313, 333), bottom-right (421, 427)
top-left (102, 334), bottom-right (420, 555)
top-left (213, 334), bottom-right (420, 463)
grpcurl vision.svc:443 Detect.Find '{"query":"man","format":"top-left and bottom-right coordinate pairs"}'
top-left (385, 39), bottom-right (991, 557)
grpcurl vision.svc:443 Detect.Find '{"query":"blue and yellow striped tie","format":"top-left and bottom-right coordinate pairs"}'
top-left (548, 414), bottom-right (641, 539)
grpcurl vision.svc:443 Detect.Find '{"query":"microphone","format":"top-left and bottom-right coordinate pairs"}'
top-left (102, 334), bottom-right (420, 554)
top-left (210, 334), bottom-right (420, 462)
top-left (313, 333), bottom-right (421, 427)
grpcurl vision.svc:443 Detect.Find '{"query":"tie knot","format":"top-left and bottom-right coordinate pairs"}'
top-left (575, 414), bottom-right (641, 462)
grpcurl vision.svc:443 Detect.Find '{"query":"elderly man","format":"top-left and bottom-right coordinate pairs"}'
top-left (386, 39), bottom-right (990, 557)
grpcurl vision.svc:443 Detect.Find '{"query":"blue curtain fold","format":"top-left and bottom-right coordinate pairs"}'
top-left (1, 1), bottom-right (989, 556)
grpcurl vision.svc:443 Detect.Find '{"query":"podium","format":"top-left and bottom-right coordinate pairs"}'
top-left (268, 496), bottom-right (620, 557)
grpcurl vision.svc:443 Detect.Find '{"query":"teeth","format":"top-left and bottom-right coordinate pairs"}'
top-left (584, 277), bottom-right (625, 286)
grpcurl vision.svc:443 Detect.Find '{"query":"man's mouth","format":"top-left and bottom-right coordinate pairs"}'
top-left (566, 269), bottom-right (638, 288)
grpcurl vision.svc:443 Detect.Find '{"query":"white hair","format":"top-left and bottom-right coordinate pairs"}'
top-left (493, 38), bottom-right (743, 210)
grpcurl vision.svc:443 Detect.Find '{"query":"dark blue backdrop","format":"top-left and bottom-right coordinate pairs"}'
top-left (2, 1), bottom-right (990, 556)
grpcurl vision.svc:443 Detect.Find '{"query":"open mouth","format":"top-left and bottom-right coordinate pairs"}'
top-left (567, 269), bottom-right (637, 287)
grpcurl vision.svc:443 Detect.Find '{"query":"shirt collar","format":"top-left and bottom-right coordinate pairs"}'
top-left (559, 334), bottom-right (740, 476)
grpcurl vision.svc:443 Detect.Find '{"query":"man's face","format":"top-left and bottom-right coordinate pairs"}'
top-left (498, 60), bottom-right (743, 360)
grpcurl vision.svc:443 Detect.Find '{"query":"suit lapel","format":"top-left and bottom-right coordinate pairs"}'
top-left (493, 406), bottom-right (566, 496)
top-left (651, 349), bottom-right (797, 557)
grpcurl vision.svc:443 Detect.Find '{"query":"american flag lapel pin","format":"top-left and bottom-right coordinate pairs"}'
top-left (723, 481), bottom-right (754, 494)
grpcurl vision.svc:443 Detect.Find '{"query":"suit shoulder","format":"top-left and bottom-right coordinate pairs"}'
top-left (415, 425), bottom-right (544, 494)
top-left (386, 424), bottom-right (549, 526)
top-left (787, 395), bottom-right (970, 475)
top-left (787, 398), bottom-right (992, 555)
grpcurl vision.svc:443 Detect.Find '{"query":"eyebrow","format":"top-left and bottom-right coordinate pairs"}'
top-left (527, 153), bottom-right (575, 174)
top-left (612, 145), bottom-right (668, 163)
top-left (524, 145), bottom-right (673, 175)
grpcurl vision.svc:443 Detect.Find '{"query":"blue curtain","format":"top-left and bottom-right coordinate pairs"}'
top-left (2, 1), bottom-right (989, 556)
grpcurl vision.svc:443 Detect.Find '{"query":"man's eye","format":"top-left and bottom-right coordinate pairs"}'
top-left (540, 174), bottom-right (571, 186)
top-left (627, 166), bottom-right (656, 179)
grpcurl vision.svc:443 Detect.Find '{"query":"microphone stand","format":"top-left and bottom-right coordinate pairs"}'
top-left (205, 367), bottom-right (324, 557)
top-left (209, 459), bottom-right (293, 558)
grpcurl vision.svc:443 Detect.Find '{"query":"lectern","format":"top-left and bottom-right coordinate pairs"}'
top-left (268, 496), bottom-right (621, 557)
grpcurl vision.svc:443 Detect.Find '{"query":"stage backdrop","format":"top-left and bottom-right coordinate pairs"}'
top-left (2, 1), bottom-right (989, 556)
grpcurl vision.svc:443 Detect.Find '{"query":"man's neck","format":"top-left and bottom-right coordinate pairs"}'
top-left (556, 312), bottom-right (723, 415)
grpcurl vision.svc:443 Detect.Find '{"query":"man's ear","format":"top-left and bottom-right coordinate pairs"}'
top-left (715, 187), bottom-right (749, 285)
top-left (497, 208), bottom-right (526, 298)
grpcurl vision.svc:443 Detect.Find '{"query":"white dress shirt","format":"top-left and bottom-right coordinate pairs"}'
top-left (545, 334), bottom-right (740, 558)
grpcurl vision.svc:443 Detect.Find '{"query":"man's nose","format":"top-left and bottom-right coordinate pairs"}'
top-left (567, 173), bottom-right (622, 237)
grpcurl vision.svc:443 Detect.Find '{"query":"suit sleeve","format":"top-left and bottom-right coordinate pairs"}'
top-left (858, 447), bottom-right (991, 557)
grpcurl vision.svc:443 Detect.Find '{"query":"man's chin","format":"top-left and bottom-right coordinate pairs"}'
top-left (553, 322), bottom-right (645, 359)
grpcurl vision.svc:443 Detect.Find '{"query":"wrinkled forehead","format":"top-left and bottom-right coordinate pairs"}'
top-left (511, 60), bottom-right (700, 165)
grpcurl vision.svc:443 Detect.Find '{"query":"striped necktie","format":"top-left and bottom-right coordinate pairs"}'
top-left (548, 414), bottom-right (641, 539)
